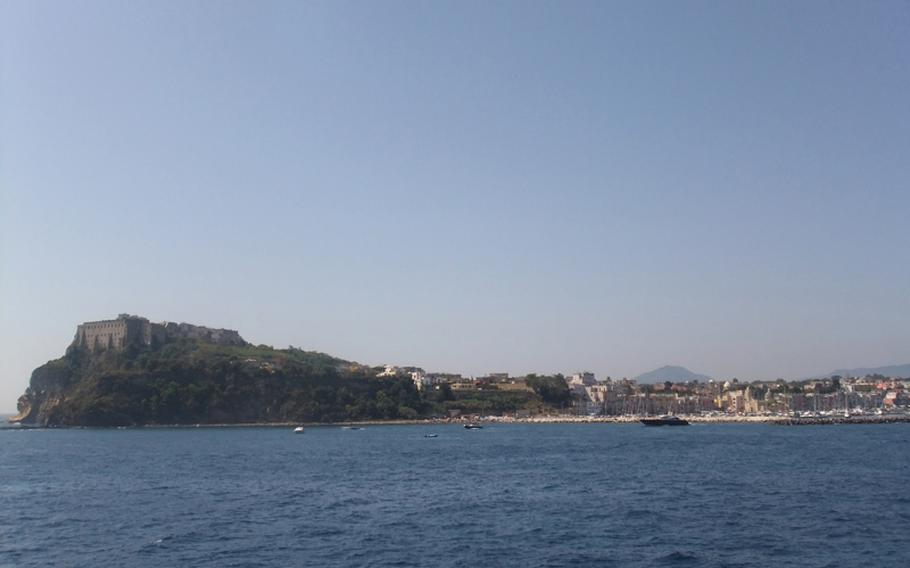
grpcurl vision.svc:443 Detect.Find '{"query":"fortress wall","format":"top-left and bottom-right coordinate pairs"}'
top-left (162, 322), bottom-right (246, 346)
top-left (72, 315), bottom-right (247, 352)
top-left (207, 328), bottom-right (245, 346)
top-left (122, 317), bottom-right (147, 346)
top-left (74, 319), bottom-right (131, 352)
top-left (145, 322), bottom-right (167, 347)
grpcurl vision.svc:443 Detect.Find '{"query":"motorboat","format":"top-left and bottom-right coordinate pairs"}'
top-left (640, 415), bottom-right (689, 426)
top-left (293, 426), bottom-right (305, 434)
top-left (464, 423), bottom-right (483, 429)
top-left (424, 433), bottom-right (438, 438)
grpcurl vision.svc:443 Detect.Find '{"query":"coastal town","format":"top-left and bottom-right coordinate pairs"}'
top-left (387, 365), bottom-right (910, 423)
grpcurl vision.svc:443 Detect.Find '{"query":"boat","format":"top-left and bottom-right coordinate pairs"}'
top-left (640, 415), bottom-right (689, 427)
top-left (424, 433), bottom-right (438, 438)
top-left (293, 426), bottom-right (305, 434)
top-left (341, 426), bottom-right (365, 430)
top-left (464, 423), bottom-right (483, 429)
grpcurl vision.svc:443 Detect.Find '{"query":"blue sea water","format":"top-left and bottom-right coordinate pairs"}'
top-left (1, 422), bottom-right (908, 567)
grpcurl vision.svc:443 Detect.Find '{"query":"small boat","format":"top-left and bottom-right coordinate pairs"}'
top-left (293, 426), bottom-right (305, 434)
top-left (341, 426), bottom-right (365, 431)
top-left (464, 423), bottom-right (483, 429)
top-left (424, 433), bottom-right (438, 438)
top-left (640, 415), bottom-right (689, 427)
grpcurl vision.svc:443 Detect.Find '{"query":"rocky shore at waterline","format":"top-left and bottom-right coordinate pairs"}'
top-left (8, 413), bottom-right (909, 430)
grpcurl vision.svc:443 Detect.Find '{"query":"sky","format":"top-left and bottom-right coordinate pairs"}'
top-left (1, 1), bottom-right (908, 410)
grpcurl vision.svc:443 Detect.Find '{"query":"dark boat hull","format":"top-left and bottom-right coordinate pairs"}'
top-left (640, 418), bottom-right (689, 426)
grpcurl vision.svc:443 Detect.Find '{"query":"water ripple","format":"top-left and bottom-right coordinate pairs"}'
top-left (1, 423), bottom-right (909, 567)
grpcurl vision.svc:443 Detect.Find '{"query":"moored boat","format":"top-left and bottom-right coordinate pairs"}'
top-left (640, 415), bottom-right (689, 426)
top-left (293, 426), bottom-right (305, 433)
top-left (464, 423), bottom-right (483, 429)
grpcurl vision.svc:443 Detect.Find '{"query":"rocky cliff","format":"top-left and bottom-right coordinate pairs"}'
top-left (12, 338), bottom-right (428, 427)
top-left (12, 357), bottom-right (74, 425)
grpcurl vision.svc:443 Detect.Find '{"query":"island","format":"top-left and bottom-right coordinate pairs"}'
top-left (11, 314), bottom-right (567, 427)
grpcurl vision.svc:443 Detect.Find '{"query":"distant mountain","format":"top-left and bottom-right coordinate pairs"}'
top-left (635, 365), bottom-right (712, 384)
top-left (817, 363), bottom-right (910, 379)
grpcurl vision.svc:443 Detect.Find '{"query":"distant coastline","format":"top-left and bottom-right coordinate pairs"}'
top-left (12, 315), bottom-right (910, 429)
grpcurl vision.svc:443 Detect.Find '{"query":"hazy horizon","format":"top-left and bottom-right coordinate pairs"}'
top-left (2, 1), bottom-right (908, 410)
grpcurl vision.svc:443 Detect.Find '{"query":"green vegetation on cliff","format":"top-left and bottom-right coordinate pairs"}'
top-left (18, 341), bottom-right (425, 426)
top-left (16, 341), bottom-right (564, 427)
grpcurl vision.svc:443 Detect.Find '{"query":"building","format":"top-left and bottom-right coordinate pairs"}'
top-left (377, 365), bottom-right (400, 377)
top-left (569, 372), bottom-right (596, 387)
top-left (70, 314), bottom-right (246, 353)
top-left (487, 373), bottom-right (510, 381)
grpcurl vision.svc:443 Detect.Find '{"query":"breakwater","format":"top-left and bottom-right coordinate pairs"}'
top-left (775, 415), bottom-right (910, 426)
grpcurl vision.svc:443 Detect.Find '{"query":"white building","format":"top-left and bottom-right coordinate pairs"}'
top-left (377, 365), bottom-right (399, 377)
top-left (568, 372), bottom-right (596, 388)
top-left (411, 371), bottom-right (427, 390)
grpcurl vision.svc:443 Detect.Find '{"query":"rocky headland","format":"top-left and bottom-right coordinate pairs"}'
top-left (12, 315), bottom-right (428, 427)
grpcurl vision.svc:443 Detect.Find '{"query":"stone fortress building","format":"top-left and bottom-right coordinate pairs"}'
top-left (71, 314), bottom-right (246, 353)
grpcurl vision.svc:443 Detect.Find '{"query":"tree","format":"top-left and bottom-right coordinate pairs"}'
top-left (526, 375), bottom-right (571, 408)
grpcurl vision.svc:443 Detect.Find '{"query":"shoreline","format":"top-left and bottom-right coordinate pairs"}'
top-left (6, 413), bottom-right (910, 430)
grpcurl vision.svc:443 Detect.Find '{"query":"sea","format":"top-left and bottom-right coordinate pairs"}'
top-left (1, 421), bottom-right (908, 567)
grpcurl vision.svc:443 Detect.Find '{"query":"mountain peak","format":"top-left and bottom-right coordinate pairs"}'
top-left (635, 365), bottom-right (712, 384)
top-left (816, 363), bottom-right (910, 379)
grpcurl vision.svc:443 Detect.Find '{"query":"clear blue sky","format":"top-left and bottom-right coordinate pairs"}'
top-left (1, 1), bottom-right (908, 409)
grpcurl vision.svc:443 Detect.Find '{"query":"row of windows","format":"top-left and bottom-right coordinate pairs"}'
top-left (86, 322), bottom-right (125, 329)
